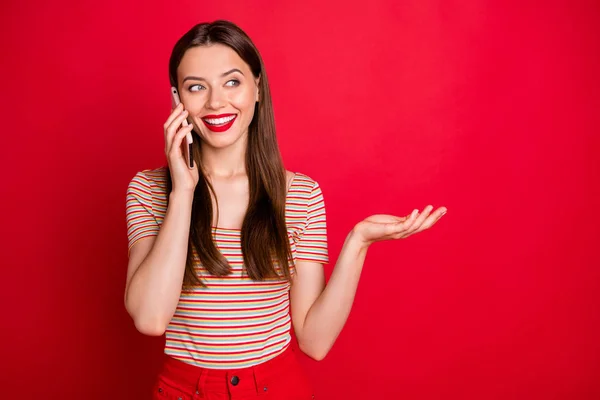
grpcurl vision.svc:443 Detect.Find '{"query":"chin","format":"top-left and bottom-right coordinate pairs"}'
top-left (201, 131), bottom-right (246, 150)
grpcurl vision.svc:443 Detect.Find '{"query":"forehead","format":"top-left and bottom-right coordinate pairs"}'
top-left (178, 44), bottom-right (251, 78)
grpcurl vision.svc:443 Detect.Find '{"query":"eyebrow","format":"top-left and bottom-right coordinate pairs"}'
top-left (182, 69), bottom-right (244, 83)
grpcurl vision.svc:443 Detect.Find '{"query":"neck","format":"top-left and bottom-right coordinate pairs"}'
top-left (200, 135), bottom-right (247, 179)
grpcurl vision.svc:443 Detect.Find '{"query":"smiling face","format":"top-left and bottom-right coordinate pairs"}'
top-left (177, 43), bottom-right (260, 150)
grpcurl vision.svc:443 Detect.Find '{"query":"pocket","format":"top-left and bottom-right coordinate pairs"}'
top-left (152, 378), bottom-right (193, 400)
top-left (265, 359), bottom-right (315, 399)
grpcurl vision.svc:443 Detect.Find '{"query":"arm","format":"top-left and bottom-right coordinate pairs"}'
top-left (291, 205), bottom-right (447, 360)
top-left (125, 189), bottom-right (194, 336)
top-left (290, 231), bottom-right (367, 361)
top-left (125, 104), bottom-right (198, 336)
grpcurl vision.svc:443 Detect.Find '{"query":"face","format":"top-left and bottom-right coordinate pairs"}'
top-left (177, 44), bottom-right (260, 150)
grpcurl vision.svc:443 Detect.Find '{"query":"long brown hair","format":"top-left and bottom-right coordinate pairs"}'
top-left (167, 20), bottom-right (292, 288)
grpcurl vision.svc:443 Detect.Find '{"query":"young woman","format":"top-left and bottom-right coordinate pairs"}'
top-left (125, 20), bottom-right (447, 400)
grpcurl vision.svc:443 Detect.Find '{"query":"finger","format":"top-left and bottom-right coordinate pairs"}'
top-left (165, 110), bottom-right (189, 149)
top-left (387, 209), bottom-right (416, 239)
top-left (173, 123), bottom-right (194, 150)
top-left (396, 209), bottom-right (419, 233)
top-left (372, 211), bottom-right (418, 240)
top-left (164, 107), bottom-right (187, 146)
top-left (167, 109), bottom-right (189, 136)
top-left (167, 127), bottom-right (194, 168)
top-left (406, 206), bottom-right (445, 237)
top-left (167, 124), bottom-right (194, 158)
top-left (163, 103), bottom-right (184, 135)
top-left (366, 214), bottom-right (406, 223)
top-left (406, 205), bottom-right (434, 235)
top-left (419, 207), bottom-right (448, 230)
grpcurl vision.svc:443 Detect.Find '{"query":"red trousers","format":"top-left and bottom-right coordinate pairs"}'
top-left (152, 345), bottom-right (316, 399)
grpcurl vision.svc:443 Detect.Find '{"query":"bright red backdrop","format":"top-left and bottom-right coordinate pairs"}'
top-left (2, 0), bottom-right (599, 399)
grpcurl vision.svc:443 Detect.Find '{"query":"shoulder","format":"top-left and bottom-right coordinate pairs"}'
top-left (286, 171), bottom-right (325, 209)
top-left (127, 166), bottom-right (168, 202)
top-left (287, 171), bottom-right (322, 192)
top-left (131, 167), bottom-right (167, 187)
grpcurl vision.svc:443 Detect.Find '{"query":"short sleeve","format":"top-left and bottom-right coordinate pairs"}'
top-left (126, 171), bottom-right (160, 253)
top-left (295, 181), bottom-right (329, 263)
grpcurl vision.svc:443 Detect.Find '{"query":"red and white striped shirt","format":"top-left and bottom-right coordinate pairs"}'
top-left (125, 167), bottom-right (328, 368)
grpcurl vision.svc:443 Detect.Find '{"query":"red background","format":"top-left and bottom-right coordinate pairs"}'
top-left (2, 0), bottom-right (599, 399)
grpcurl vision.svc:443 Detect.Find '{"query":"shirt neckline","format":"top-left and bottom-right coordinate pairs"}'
top-left (211, 173), bottom-right (298, 232)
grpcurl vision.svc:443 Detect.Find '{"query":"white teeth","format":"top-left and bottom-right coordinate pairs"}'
top-left (203, 115), bottom-right (236, 125)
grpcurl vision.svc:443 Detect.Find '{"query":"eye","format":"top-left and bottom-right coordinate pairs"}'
top-left (188, 84), bottom-right (205, 92)
top-left (226, 79), bottom-right (240, 87)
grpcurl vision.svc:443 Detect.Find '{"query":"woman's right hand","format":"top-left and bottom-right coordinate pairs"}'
top-left (163, 103), bottom-right (199, 193)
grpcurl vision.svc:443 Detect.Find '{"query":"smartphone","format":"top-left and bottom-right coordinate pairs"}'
top-left (170, 86), bottom-right (194, 169)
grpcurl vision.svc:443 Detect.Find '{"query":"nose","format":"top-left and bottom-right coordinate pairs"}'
top-left (206, 87), bottom-right (226, 110)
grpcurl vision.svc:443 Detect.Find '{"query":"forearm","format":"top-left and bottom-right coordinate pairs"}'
top-left (125, 191), bottom-right (193, 334)
top-left (300, 230), bottom-right (369, 359)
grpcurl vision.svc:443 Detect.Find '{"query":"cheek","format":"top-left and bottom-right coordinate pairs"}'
top-left (228, 89), bottom-right (255, 113)
top-left (183, 97), bottom-right (203, 114)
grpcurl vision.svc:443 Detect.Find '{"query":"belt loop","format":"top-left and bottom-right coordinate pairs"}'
top-left (252, 365), bottom-right (259, 395)
top-left (252, 364), bottom-right (268, 396)
top-left (194, 368), bottom-right (207, 398)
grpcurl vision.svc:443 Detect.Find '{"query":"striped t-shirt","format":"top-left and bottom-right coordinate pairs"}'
top-left (125, 167), bottom-right (328, 369)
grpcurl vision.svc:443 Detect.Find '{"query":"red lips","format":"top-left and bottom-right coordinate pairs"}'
top-left (201, 113), bottom-right (237, 133)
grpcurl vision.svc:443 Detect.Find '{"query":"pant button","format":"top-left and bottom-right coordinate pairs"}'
top-left (231, 375), bottom-right (240, 386)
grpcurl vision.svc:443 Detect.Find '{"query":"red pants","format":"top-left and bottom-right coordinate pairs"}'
top-left (152, 345), bottom-right (316, 399)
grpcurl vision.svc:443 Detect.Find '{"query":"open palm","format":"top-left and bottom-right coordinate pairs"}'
top-left (353, 205), bottom-right (447, 245)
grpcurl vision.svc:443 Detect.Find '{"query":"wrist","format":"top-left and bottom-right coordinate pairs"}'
top-left (346, 227), bottom-right (371, 252)
top-left (169, 190), bottom-right (194, 202)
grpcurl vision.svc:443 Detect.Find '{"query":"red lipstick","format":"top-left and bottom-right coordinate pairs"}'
top-left (201, 113), bottom-right (237, 133)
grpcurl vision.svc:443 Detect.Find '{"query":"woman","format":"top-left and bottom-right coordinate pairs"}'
top-left (125, 20), bottom-right (447, 399)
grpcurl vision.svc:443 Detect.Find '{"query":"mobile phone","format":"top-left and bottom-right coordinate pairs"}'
top-left (170, 86), bottom-right (194, 169)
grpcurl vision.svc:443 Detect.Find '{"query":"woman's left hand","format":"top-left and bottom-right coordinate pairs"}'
top-left (351, 205), bottom-right (447, 247)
